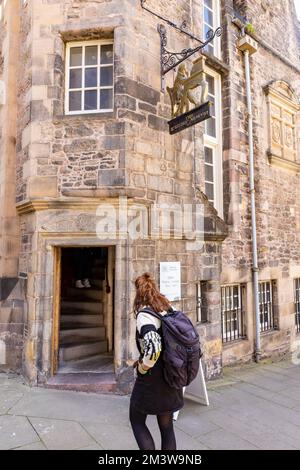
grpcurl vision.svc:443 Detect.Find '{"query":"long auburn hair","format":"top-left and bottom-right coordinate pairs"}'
top-left (133, 272), bottom-right (171, 316)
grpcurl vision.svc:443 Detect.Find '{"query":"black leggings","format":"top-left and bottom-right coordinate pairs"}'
top-left (129, 405), bottom-right (177, 450)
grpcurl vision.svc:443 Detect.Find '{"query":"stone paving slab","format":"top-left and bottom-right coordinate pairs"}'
top-left (78, 443), bottom-right (103, 450)
top-left (195, 428), bottom-right (259, 450)
top-left (145, 416), bottom-right (210, 450)
top-left (0, 415), bottom-right (39, 450)
top-left (203, 408), bottom-right (299, 450)
top-left (0, 360), bottom-right (299, 450)
top-left (8, 387), bottom-right (131, 425)
top-left (14, 441), bottom-right (47, 450)
top-left (0, 390), bottom-right (24, 415)
top-left (80, 422), bottom-right (136, 450)
top-left (29, 417), bottom-right (96, 450)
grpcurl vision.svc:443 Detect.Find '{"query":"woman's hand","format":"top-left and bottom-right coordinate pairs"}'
top-left (137, 359), bottom-right (150, 375)
top-left (132, 359), bottom-right (150, 374)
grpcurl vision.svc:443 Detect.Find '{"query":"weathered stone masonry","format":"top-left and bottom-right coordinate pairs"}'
top-left (0, 0), bottom-right (299, 390)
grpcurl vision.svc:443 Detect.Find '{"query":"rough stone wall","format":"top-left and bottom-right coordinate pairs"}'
top-left (0, 0), bottom-right (24, 372)
top-left (16, 1), bottom-right (32, 202)
top-left (130, 236), bottom-right (224, 380)
top-left (15, 0), bottom-right (208, 202)
top-left (2, 0), bottom-right (299, 380)
top-left (221, 0), bottom-right (300, 365)
top-left (13, 0), bottom-right (228, 382)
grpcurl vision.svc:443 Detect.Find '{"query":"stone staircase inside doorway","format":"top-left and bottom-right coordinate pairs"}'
top-left (58, 263), bottom-right (113, 374)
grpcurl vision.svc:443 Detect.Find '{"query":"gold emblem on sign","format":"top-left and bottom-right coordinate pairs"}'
top-left (167, 57), bottom-right (209, 118)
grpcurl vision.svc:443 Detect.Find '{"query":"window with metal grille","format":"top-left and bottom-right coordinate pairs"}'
top-left (65, 40), bottom-right (114, 115)
top-left (221, 285), bottom-right (245, 343)
top-left (196, 281), bottom-right (208, 323)
top-left (295, 278), bottom-right (300, 333)
top-left (258, 281), bottom-right (276, 332)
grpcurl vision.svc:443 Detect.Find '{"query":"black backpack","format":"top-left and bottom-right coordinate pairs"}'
top-left (139, 307), bottom-right (202, 390)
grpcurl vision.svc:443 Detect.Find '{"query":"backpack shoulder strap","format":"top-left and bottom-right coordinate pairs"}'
top-left (138, 307), bottom-right (163, 321)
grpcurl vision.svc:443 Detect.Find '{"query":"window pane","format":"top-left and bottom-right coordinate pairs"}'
top-left (85, 68), bottom-right (97, 87)
top-left (204, 7), bottom-right (213, 26)
top-left (205, 164), bottom-right (214, 182)
top-left (101, 44), bottom-right (113, 64)
top-left (84, 90), bottom-right (97, 111)
top-left (207, 75), bottom-right (215, 95)
top-left (100, 88), bottom-right (113, 109)
top-left (70, 47), bottom-right (82, 66)
top-left (208, 96), bottom-right (215, 116)
top-left (205, 182), bottom-right (214, 201)
top-left (85, 45), bottom-right (98, 65)
top-left (69, 91), bottom-right (82, 111)
top-left (233, 286), bottom-right (239, 308)
top-left (205, 117), bottom-right (216, 137)
top-left (100, 66), bottom-right (113, 86)
top-left (204, 23), bottom-right (214, 43)
top-left (204, 147), bottom-right (213, 164)
top-left (204, 0), bottom-right (213, 8)
top-left (69, 69), bottom-right (82, 89)
top-left (206, 43), bottom-right (214, 55)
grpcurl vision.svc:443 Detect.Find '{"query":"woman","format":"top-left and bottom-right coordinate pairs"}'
top-left (130, 272), bottom-right (184, 450)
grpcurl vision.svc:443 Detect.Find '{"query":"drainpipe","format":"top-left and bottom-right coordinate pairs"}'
top-left (237, 33), bottom-right (261, 361)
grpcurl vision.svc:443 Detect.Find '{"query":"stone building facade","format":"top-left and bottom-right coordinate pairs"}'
top-left (0, 0), bottom-right (299, 393)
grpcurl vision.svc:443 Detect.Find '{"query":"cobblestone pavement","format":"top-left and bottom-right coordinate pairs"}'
top-left (0, 359), bottom-right (300, 450)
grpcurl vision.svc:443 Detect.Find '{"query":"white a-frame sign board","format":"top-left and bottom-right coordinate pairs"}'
top-left (173, 359), bottom-right (209, 421)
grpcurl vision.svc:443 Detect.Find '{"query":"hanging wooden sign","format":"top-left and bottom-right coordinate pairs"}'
top-left (168, 101), bottom-right (211, 135)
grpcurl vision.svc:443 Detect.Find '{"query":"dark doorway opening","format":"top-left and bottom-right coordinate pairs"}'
top-left (57, 247), bottom-right (114, 374)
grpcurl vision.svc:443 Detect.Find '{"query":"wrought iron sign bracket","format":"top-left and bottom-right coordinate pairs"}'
top-left (158, 24), bottom-right (222, 76)
top-left (140, 0), bottom-right (222, 89)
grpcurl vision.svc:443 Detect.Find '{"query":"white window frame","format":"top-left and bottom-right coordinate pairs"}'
top-left (65, 40), bottom-right (114, 115)
top-left (204, 66), bottom-right (223, 217)
top-left (203, 0), bottom-right (221, 59)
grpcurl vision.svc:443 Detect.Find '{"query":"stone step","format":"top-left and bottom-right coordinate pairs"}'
top-left (44, 373), bottom-right (118, 394)
top-left (57, 353), bottom-right (114, 374)
top-left (61, 300), bottom-right (102, 314)
top-left (60, 334), bottom-right (106, 346)
top-left (59, 339), bottom-right (108, 362)
top-left (60, 326), bottom-right (106, 341)
top-left (60, 314), bottom-right (104, 325)
top-left (66, 287), bottom-right (103, 301)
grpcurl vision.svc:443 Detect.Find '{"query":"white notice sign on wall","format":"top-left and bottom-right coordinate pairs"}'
top-left (160, 261), bottom-right (181, 301)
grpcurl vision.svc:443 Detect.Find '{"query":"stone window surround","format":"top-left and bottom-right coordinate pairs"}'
top-left (52, 26), bottom-right (116, 119)
top-left (264, 80), bottom-right (300, 173)
top-left (65, 39), bottom-right (114, 116)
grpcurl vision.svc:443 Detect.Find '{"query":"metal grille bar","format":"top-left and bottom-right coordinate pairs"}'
top-left (221, 285), bottom-right (245, 343)
top-left (295, 278), bottom-right (300, 333)
top-left (258, 281), bottom-right (275, 332)
top-left (196, 281), bottom-right (208, 323)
